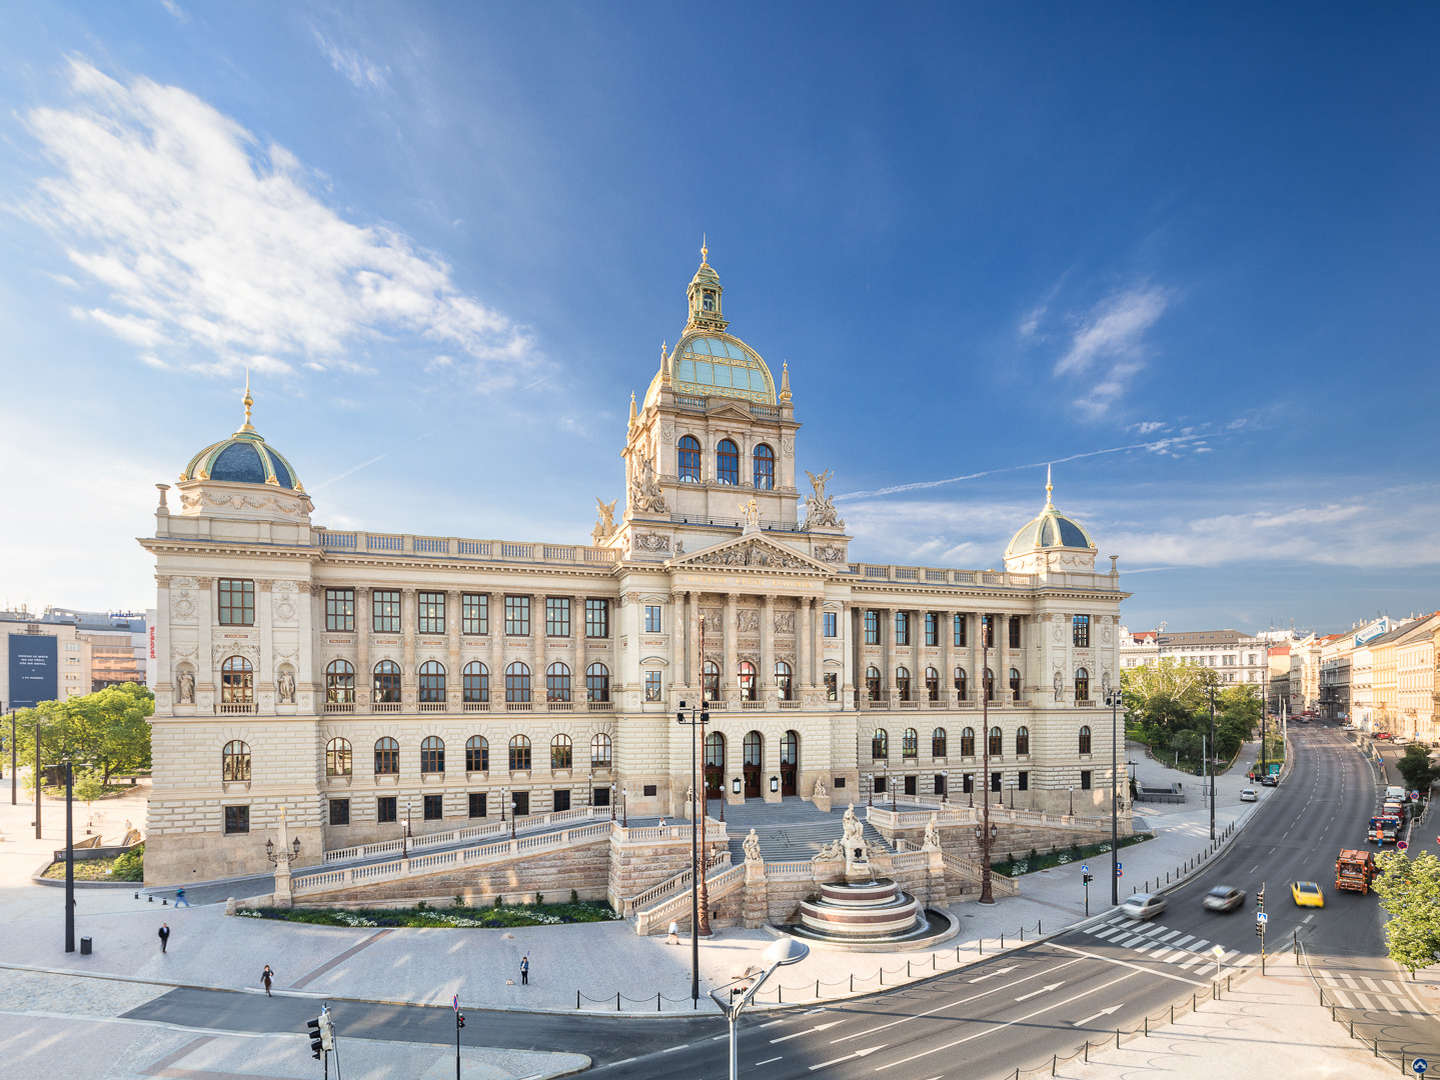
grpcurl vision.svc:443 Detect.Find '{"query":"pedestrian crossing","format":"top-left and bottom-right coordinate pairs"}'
top-left (1079, 914), bottom-right (1240, 971)
top-left (1317, 970), bottom-right (1424, 1015)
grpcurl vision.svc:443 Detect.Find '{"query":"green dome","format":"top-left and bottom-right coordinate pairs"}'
top-left (179, 382), bottom-right (304, 491)
top-left (1005, 469), bottom-right (1094, 557)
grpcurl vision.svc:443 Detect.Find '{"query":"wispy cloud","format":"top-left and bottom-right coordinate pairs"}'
top-left (1054, 285), bottom-right (1170, 417)
top-left (312, 30), bottom-right (389, 92)
top-left (20, 59), bottom-right (534, 387)
top-left (158, 0), bottom-right (187, 23)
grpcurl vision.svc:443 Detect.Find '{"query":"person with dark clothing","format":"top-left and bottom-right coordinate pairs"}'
top-left (520, 954), bottom-right (529, 985)
top-left (261, 965), bottom-right (274, 996)
top-left (158, 923), bottom-right (170, 953)
top-left (174, 888), bottom-right (189, 908)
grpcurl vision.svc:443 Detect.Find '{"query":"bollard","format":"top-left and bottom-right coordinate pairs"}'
top-left (908, 960), bottom-right (912, 977)
top-left (956, 946), bottom-right (961, 962)
top-left (1020, 926), bottom-right (1024, 942)
top-left (1350, 1020), bottom-right (1354, 1038)
top-left (616, 992), bottom-right (621, 1010)
top-left (1052, 1053), bottom-right (1057, 1077)
top-left (980, 939), bottom-right (984, 955)
top-left (1144, 1016), bottom-right (1149, 1036)
top-left (576, 990), bottom-right (581, 1009)
top-left (657, 992), bottom-right (661, 1012)
top-left (1038, 919), bottom-right (1042, 934)
top-left (1001, 933), bottom-right (1005, 947)
top-left (815, 980), bottom-right (820, 997)
top-left (1192, 993), bottom-right (1197, 1011)
top-left (1170, 1004), bottom-right (1174, 1023)
top-left (1116, 1029), bottom-right (1120, 1048)
top-left (932, 954), bottom-right (937, 970)
top-left (850, 974), bottom-right (854, 993)
top-left (1373, 1039), bottom-right (1379, 1058)
top-left (779, 985), bottom-right (783, 1003)
top-left (1227, 974), bottom-right (1231, 991)
top-left (1084, 1042), bottom-right (1089, 1064)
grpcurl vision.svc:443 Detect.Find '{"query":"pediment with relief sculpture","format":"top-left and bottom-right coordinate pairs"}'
top-left (670, 534), bottom-right (831, 573)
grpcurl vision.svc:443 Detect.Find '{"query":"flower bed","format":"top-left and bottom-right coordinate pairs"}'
top-left (992, 832), bottom-right (1153, 878)
top-left (236, 899), bottom-right (619, 928)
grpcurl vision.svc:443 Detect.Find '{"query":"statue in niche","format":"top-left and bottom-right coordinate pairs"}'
top-left (592, 497), bottom-right (617, 544)
top-left (923, 813), bottom-right (941, 851)
top-left (629, 453), bottom-right (666, 514)
top-left (803, 468), bottom-right (844, 529)
top-left (1053, 670), bottom-right (1064, 702)
top-left (276, 669), bottom-right (296, 704)
top-left (176, 670), bottom-right (195, 704)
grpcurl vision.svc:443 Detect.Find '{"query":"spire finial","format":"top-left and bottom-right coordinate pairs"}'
top-left (779, 359), bottom-right (792, 403)
top-left (629, 390), bottom-right (637, 426)
top-left (661, 341), bottom-right (672, 383)
top-left (1045, 463), bottom-right (1054, 509)
top-left (238, 368), bottom-right (256, 433)
top-left (700, 233), bottom-right (708, 265)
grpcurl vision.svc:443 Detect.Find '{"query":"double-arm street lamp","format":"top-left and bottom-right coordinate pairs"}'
top-left (979, 634), bottom-right (995, 905)
top-left (1104, 687), bottom-right (1123, 906)
top-left (677, 699), bottom-right (712, 1008)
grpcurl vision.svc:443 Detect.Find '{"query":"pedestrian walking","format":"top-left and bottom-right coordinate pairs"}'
top-left (261, 965), bottom-right (274, 997)
top-left (520, 954), bottom-right (530, 986)
top-left (174, 888), bottom-right (189, 908)
top-left (667, 920), bottom-right (680, 945)
top-left (158, 923), bottom-right (170, 954)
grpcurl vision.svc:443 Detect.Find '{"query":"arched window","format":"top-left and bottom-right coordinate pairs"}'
top-left (374, 736), bottom-right (399, 775)
top-left (325, 659), bottom-right (355, 704)
top-left (462, 661), bottom-right (489, 703)
top-left (737, 660), bottom-right (756, 701)
top-left (932, 727), bottom-right (948, 758)
top-left (220, 656), bottom-right (253, 704)
top-left (586, 662), bottom-right (610, 702)
top-left (743, 730), bottom-right (764, 766)
top-left (591, 732), bottom-right (613, 767)
top-left (465, 735), bottom-right (489, 772)
top-left (960, 727), bottom-right (976, 757)
top-left (705, 731), bottom-right (725, 769)
top-left (1016, 726), bottom-right (1030, 756)
top-left (546, 661), bottom-right (572, 703)
top-left (678, 435), bottom-right (702, 482)
top-left (753, 443), bottom-right (775, 490)
top-left (1009, 667), bottom-right (1021, 702)
top-left (866, 665), bottom-right (882, 701)
top-left (926, 666), bottom-right (940, 701)
top-left (325, 737), bottom-right (352, 777)
top-left (420, 735), bottom-right (445, 773)
top-left (872, 728), bottom-right (888, 759)
top-left (418, 660), bottom-right (446, 703)
top-left (373, 660), bottom-right (401, 703)
top-left (221, 739), bottom-right (250, 781)
top-left (983, 667), bottom-right (995, 702)
top-left (781, 729), bottom-right (798, 766)
top-left (716, 438), bottom-right (739, 485)
top-left (506, 661), bottom-right (531, 703)
top-left (1078, 725), bottom-right (1092, 755)
top-left (988, 726), bottom-right (1003, 756)
top-left (701, 660), bottom-right (720, 702)
top-left (896, 666), bottom-right (912, 702)
top-left (955, 666), bottom-right (968, 701)
top-left (774, 660), bottom-right (793, 701)
top-left (551, 734), bottom-right (573, 770)
top-left (1075, 667), bottom-right (1090, 701)
top-left (508, 734), bottom-right (532, 771)
top-left (902, 727), bottom-right (918, 758)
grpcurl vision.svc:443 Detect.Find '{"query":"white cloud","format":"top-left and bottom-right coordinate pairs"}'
top-left (1049, 285), bottom-right (1170, 418)
top-left (22, 59), bottom-right (534, 386)
top-left (1131, 420), bottom-right (1167, 436)
top-left (312, 31), bottom-right (389, 92)
top-left (159, 0), bottom-right (187, 23)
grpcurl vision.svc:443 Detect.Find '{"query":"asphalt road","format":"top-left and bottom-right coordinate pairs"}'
top-left (123, 724), bottom-right (1439, 1077)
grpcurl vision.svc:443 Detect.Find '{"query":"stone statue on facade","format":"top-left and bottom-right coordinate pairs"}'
top-left (739, 497), bottom-right (761, 531)
top-left (923, 812), bottom-right (941, 852)
top-left (813, 837), bottom-right (844, 861)
top-left (842, 803), bottom-right (864, 856)
top-left (592, 497), bottom-right (617, 544)
top-left (1053, 670), bottom-right (1064, 702)
top-left (803, 468), bottom-right (844, 529)
top-left (629, 453), bottom-right (667, 514)
top-left (743, 828), bottom-right (763, 863)
top-left (276, 669), bottom-right (296, 704)
top-left (1101, 670), bottom-right (1111, 697)
top-left (176, 670), bottom-right (195, 704)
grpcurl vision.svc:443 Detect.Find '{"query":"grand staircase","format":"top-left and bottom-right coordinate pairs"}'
top-left (720, 797), bottom-right (890, 862)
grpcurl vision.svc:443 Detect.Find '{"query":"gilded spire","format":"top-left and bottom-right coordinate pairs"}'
top-left (238, 368), bottom-right (256, 434)
top-left (700, 233), bottom-right (709, 265)
top-left (1045, 463), bottom-right (1054, 509)
top-left (779, 359), bottom-right (792, 403)
top-left (628, 390), bottom-right (637, 426)
top-left (661, 340), bottom-right (671, 384)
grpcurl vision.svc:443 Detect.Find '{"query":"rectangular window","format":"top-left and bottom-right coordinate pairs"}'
top-left (873, 775), bottom-right (887, 794)
top-left (645, 670), bottom-right (663, 702)
top-left (468, 792), bottom-right (487, 818)
top-left (376, 796), bottom-right (397, 824)
top-left (642, 785), bottom-right (657, 798)
top-left (1017, 771), bottom-right (1029, 791)
top-left (462, 593), bottom-right (488, 635)
top-left (1072, 615), bottom-right (1091, 648)
top-left (924, 613), bottom-right (938, 647)
top-left (990, 771), bottom-right (1002, 793)
top-left (553, 789), bottom-right (571, 812)
top-left (372, 590), bottom-right (401, 633)
top-left (824, 673), bottom-right (837, 701)
top-left (325, 588), bottom-right (355, 632)
top-left (513, 791), bottom-right (531, 816)
top-left (546, 597), bottom-right (571, 637)
top-left (505, 595), bottom-right (531, 636)
top-left (586, 598), bottom-right (610, 638)
top-left (833, 776), bottom-right (845, 789)
top-left (417, 591), bottom-right (446, 634)
top-left (982, 615), bottom-right (994, 648)
top-left (954, 614), bottom-right (967, 647)
top-left (423, 794), bottom-right (443, 821)
top-left (223, 805), bottom-right (249, 834)
top-left (895, 612), bottom-right (910, 646)
top-left (962, 773), bottom-right (974, 794)
top-left (329, 798), bottom-right (350, 826)
top-left (1008, 616), bottom-right (1021, 649)
top-left (864, 610), bottom-right (879, 645)
top-left (644, 605), bottom-right (663, 633)
top-left (217, 579), bottom-right (255, 626)
top-left (1080, 770), bottom-right (1092, 791)
top-left (592, 786), bottom-right (610, 807)
top-left (823, 611), bottom-right (837, 638)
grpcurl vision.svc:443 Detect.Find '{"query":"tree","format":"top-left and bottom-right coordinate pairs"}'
top-left (9, 684), bottom-right (153, 785)
top-left (1396, 744), bottom-right (1437, 796)
top-left (1373, 850), bottom-right (1440, 974)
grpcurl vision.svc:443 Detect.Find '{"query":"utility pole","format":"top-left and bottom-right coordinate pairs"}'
top-left (65, 759), bottom-right (75, 953)
top-left (676, 697), bottom-right (711, 1009)
top-left (1105, 687), bottom-right (1123, 905)
top-left (33, 719), bottom-right (41, 840)
top-left (9, 705), bottom-right (16, 804)
top-left (979, 630), bottom-right (994, 905)
top-left (1207, 686), bottom-right (1216, 841)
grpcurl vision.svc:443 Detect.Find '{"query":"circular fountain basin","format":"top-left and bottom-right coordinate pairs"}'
top-left (780, 878), bottom-right (959, 951)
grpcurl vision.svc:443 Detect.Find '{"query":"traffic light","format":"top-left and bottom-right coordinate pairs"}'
top-left (1256, 885), bottom-right (1265, 913)
top-left (306, 1017), bottom-right (324, 1060)
top-left (1082, 872), bottom-right (1094, 884)
top-left (1254, 919), bottom-right (1264, 938)
top-left (456, 1011), bottom-right (466, 1030)
top-left (320, 1010), bottom-right (335, 1052)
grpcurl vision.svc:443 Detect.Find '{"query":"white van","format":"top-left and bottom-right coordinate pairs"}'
top-left (1385, 786), bottom-right (1408, 803)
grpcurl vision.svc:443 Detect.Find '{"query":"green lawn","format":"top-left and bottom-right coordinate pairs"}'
top-left (41, 844), bottom-right (144, 882)
top-left (992, 831), bottom-right (1153, 878)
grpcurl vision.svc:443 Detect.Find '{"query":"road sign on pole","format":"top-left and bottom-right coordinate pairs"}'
top-left (1398, 840), bottom-right (1409, 851)
top-left (1081, 865), bottom-right (1089, 874)
top-left (1412, 1057), bottom-right (1427, 1075)
top-left (1257, 911), bottom-right (1269, 924)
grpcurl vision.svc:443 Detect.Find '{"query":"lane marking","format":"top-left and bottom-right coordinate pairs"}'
top-left (809, 1043), bottom-right (887, 1071)
top-left (966, 965), bottom-right (1019, 983)
top-left (771, 1021), bottom-right (844, 1043)
top-left (1154, 929), bottom-right (1181, 942)
top-left (1015, 981), bottom-right (1065, 1002)
top-left (755, 1057), bottom-right (783, 1066)
top-left (661, 1043), bottom-right (690, 1053)
top-left (1072, 1003), bottom-right (1123, 1027)
top-left (1171, 934), bottom-right (1196, 948)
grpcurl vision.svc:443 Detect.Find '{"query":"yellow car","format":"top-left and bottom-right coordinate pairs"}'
top-left (1291, 881), bottom-right (1325, 908)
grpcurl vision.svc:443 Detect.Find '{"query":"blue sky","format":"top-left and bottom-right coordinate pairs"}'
top-left (2, 3), bottom-right (1438, 633)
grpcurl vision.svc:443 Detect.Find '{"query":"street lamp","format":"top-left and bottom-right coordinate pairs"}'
top-left (64, 756), bottom-right (74, 953)
top-left (510, 791), bottom-right (517, 839)
top-left (711, 937), bottom-right (809, 1080)
top-left (621, 786), bottom-right (629, 827)
top-left (864, 772), bottom-right (872, 808)
top-left (676, 695), bottom-right (713, 1001)
top-left (979, 633), bottom-right (994, 905)
top-left (1206, 686), bottom-right (1217, 841)
top-left (609, 781), bottom-right (616, 822)
top-left (941, 769), bottom-right (948, 805)
top-left (1068, 786), bottom-right (1074, 816)
top-left (1104, 687), bottom-right (1123, 906)
top-left (264, 835), bottom-right (302, 864)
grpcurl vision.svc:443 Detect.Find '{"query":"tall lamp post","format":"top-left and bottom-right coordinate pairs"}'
top-left (979, 633), bottom-right (994, 905)
top-left (712, 938), bottom-right (809, 1080)
top-left (33, 718), bottom-right (41, 840)
top-left (1104, 688), bottom-right (1123, 906)
top-left (64, 757), bottom-right (75, 952)
top-left (677, 698), bottom-right (712, 1010)
top-left (9, 705), bottom-right (16, 804)
top-left (1206, 686), bottom-right (1217, 841)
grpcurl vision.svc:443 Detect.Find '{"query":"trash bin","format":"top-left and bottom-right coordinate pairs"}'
top-left (80, 937), bottom-right (92, 955)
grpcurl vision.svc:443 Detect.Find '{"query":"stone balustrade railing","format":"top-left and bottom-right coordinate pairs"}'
top-left (322, 804), bottom-right (611, 864)
top-left (633, 864), bottom-right (746, 935)
top-left (941, 851), bottom-right (1021, 897)
top-left (621, 850), bottom-right (733, 917)
top-left (764, 859), bottom-right (820, 880)
top-left (315, 528), bottom-right (620, 566)
top-left (866, 802), bottom-right (1121, 835)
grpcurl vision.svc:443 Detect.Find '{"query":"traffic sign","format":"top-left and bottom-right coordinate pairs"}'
top-left (1399, 840), bottom-right (1409, 851)
top-left (1413, 1058), bottom-right (1427, 1075)
top-left (1116, 862), bottom-right (1123, 871)
top-left (1081, 865), bottom-right (1090, 873)
top-left (1257, 912), bottom-right (1269, 924)
top-left (452, 994), bottom-right (460, 1013)
top-left (1411, 791), bottom-right (1421, 802)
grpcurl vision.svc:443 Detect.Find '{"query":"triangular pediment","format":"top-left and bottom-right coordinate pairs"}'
top-left (671, 533), bottom-right (831, 573)
top-left (703, 400), bottom-right (754, 421)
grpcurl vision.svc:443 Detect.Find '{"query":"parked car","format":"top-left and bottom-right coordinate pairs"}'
top-left (1120, 893), bottom-right (1168, 920)
top-left (1240, 788), bottom-right (1258, 802)
top-left (1291, 881), bottom-right (1326, 908)
top-left (1260, 774), bottom-right (1279, 787)
top-left (1203, 885), bottom-right (1246, 912)
top-left (1374, 732), bottom-right (1394, 741)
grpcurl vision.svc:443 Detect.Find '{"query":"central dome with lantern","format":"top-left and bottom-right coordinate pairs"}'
top-left (1003, 466), bottom-right (1098, 573)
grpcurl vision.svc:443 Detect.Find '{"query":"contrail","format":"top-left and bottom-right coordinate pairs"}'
top-left (313, 453), bottom-right (388, 490)
top-left (835, 434), bottom-right (1209, 500)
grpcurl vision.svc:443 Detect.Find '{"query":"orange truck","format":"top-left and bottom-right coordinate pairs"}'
top-left (1336, 849), bottom-right (1377, 894)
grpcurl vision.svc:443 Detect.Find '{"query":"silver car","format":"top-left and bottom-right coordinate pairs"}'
top-left (1120, 892), bottom-right (1167, 920)
top-left (1203, 885), bottom-right (1245, 912)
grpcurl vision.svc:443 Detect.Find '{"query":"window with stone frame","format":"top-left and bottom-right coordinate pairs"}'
top-left (902, 727), bottom-right (918, 758)
top-left (418, 661), bottom-right (445, 702)
top-left (954, 613), bottom-right (967, 647)
top-left (591, 732), bottom-right (612, 767)
top-left (423, 794), bottom-right (443, 820)
top-left (546, 597), bottom-right (571, 637)
top-left (325, 737), bottom-right (352, 776)
top-left (895, 612), bottom-right (911, 646)
top-left (551, 734), bottom-right (573, 770)
top-left (462, 661), bottom-right (489, 702)
top-left (505, 662), bottom-right (531, 702)
top-left (865, 665), bottom-right (882, 701)
top-left (585, 598), bottom-right (610, 638)
top-left (932, 727), bottom-right (947, 757)
top-left (546, 662), bottom-right (572, 702)
top-left (960, 727), bottom-right (976, 756)
top-left (1078, 725), bottom-right (1092, 755)
top-left (925, 666), bottom-right (940, 701)
top-left (468, 793), bottom-right (487, 818)
top-left (1080, 768), bottom-right (1092, 790)
top-left (377, 795), bottom-right (397, 823)
top-left (420, 736), bottom-right (445, 773)
top-left (374, 737), bottom-right (399, 775)
top-left (223, 805), bottom-right (249, 834)
top-left (1072, 614), bottom-right (1091, 648)
top-left (508, 734), bottom-right (531, 771)
top-left (864, 609), bottom-right (879, 645)
top-left (871, 728), bottom-right (888, 759)
top-left (504, 595), bottom-right (531, 636)
top-left (217, 578), bottom-right (254, 626)
top-left (644, 605), bottom-right (663, 633)
top-left (417, 591), bottom-right (445, 634)
top-left (895, 666), bottom-right (912, 701)
top-left (325, 659), bottom-right (355, 703)
top-left (462, 593), bottom-right (488, 635)
top-left (325, 588), bottom-right (355, 631)
top-left (372, 660), bottom-right (401, 703)
top-left (925, 612), bottom-right (939, 646)
top-left (586, 662), bottom-right (610, 702)
top-left (774, 660), bottom-right (793, 700)
top-left (753, 443), bottom-right (775, 489)
top-left (329, 798), bottom-right (350, 826)
top-left (678, 435), bottom-right (702, 481)
top-left (1016, 726), bottom-right (1030, 755)
top-left (466, 735), bottom-right (489, 772)
top-left (1009, 616), bottom-right (1021, 649)
top-left (955, 666), bottom-right (968, 701)
top-left (716, 439), bottom-right (740, 484)
top-left (988, 726), bottom-right (1003, 756)
top-left (372, 589), bottom-right (401, 633)
top-left (645, 669), bottom-right (663, 701)
top-left (824, 672), bottom-right (838, 701)
top-left (221, 740), bottom-right (250, 782)
top-left (1074, 667), bottom-right (1090, 701)
top-left (824, 611), bottom-right (837, 637)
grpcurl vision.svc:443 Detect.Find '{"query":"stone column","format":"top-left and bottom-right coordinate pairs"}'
top-left (970, 613), bottom-right (982, 704)
top-left (812, 598), bottom-right (824, 694)
top-left (258, 580), bottom-right (275, 703)
top-left (490, 591), bottom-right (506, 705)
top-left (760, 594), bottom-right (774, 698)
top-left (688, 592), bottom-right (702, 692)
top-left (576, 593), bottom-right (589, 700)
top-left (913, 608), bottom-right (924, 698)
top-left (670, 590), bottom-right (686, 692)
top-left (881, 608), bottom-right (894, 703)
top-left (847, 603), bottom-right (860, 705)
top-left (195, 577), bottom-right (215, 707)
top-left (533, 593), bottom-right (547, 707)
top-left (447, 589), bottom-right (462, 710)
top-left (154, 575), bottom-right (172, 701)
top-left (724, 593), bottom-right (738, 702)
top-left (997, 612), bottom-right (1010, 705)
top-left (356, 587), bottom-right (371, 711)
top-left (401, 588), bottom-right (417, 707)
top-left (799, 597), bottom-right (813, 691)
top-left (941, 609), bottom-right (954, 706)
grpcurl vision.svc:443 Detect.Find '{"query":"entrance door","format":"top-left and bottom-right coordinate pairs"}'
top-left (512, 791), bottom-right (529, 817)
top-left (743, 730), bottom-right (763, 799)
top-left (780, 730), bottom-right (799, 796)
top-left (704, 732), bottom-right (725, 800)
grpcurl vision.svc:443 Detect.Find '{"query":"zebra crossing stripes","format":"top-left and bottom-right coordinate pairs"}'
top-left (1078, 914), bottom-right (1239, 971)
top-left (1318, 971), bottom-right (1422, 1016)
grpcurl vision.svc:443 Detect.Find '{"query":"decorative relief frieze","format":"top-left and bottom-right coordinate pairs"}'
top-left (773, 611), bottom-right (796, 634)
top-left (688, 540), bottom-right (813, 570)
top-left (737, 609), bottom-right (760, 633)
top-left (632, 532), bottom-right (671, 553)
top-left (815, 545), bottom-right (845, 563)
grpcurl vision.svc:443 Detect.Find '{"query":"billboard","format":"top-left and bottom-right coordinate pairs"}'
top-left (8, 633), bottom-right (58, 709)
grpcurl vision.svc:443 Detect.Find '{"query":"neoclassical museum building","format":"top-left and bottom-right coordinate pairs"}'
top-left (141, 247), bottom-right (1130, 884)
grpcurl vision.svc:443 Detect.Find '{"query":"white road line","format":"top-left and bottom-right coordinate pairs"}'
top-left (872, 971), bottom-right (1136, 1073)
top-left (809, 1044), bottom-right (887, 1071)
top-left (1175, 956), bottom-right (1204, 970)
top-left (1049, 943), bottom-right (1206, 986)
top-left (1222, 950), bottom-right (1239, 963)
top-left (1358, 977), bottom-right (1382, 993)
top-left (755, 1057), bottom-right (782, 1066)
top-left (1092, 926), bottom-right (1126, 941)
top-left (1353, 992), bottom-right (1377, 1010)
top-left (772, 1021), bottom-right (844, 1043)
top-left (1302, 913), bottom-right (1315, 924)
top-left (1151, 950), bottom-right (1187, 963)
top-left (661, 1043), bottom-right (690, 1053)
top-left (1337, 974), bottom-right (1360, 989)
top-left (1190, 939), bottom-right (1211, 952)
top-left (1134, 942), bottom-right (1170, 956)
top-left (1114, 934), bottom-right (1144, 948)
top-left (1154, 929), bottom-right (1181, 942)
top-left (1172, 934), bottom-right (1197, 948)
